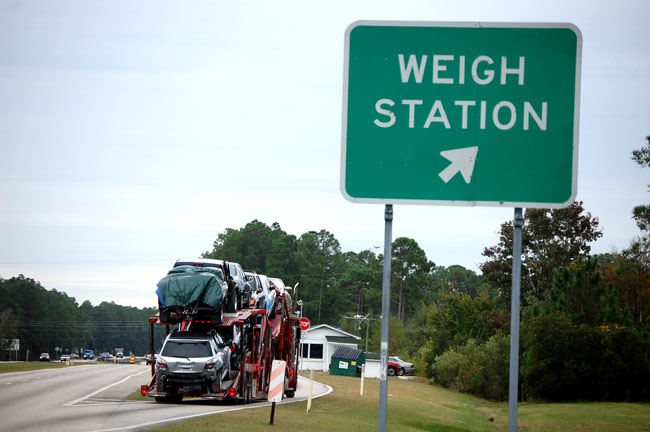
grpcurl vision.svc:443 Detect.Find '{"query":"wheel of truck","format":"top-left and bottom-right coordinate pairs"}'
top-left (397, 368), bottom-right (405, 376)
top-left (387, 366), bottom-right (397, 376)
top-left (244, 372), bottom-right (252, 404)
top-left (155, 394), bottom-right (182, 403)
top-left (284, 387), bottom-right (295, 398)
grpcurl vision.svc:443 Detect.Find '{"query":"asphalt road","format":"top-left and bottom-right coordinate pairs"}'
top-left (0, 363), bottom-right (331, 432)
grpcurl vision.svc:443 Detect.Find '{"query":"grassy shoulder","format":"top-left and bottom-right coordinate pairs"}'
top-left (0, 361), bottom-right (94, 373)
top-left (139, 372), bottom-right (650, 432)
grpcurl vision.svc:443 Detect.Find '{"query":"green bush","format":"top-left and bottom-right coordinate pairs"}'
top-left (411, 340), bottom-right (438, 379)
top-left (432, 333), bottom-right (510, 401)
top-left (521, 312), bottom-right (650, 401)
top-left (478, 332), bottom-right (510, 401)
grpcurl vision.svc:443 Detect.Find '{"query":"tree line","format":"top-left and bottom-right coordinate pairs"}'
top-left (0, 276), bottom-right (164, 360)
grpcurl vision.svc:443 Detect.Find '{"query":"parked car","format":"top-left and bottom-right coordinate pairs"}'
top-left (83, 349), bottom-right (94, 360)
top-left (100, 352), bottom-right (111, 361)
top-left (388, 356), bottom-right (415, 376)
top-left (39, 352), bottom-right (50, 362)
top-left (154, 330), bottom-right (232, 402)
top-left (70, 353), bottom-right (79, 359)
top-left (60, 354), bottom-right (71, 362)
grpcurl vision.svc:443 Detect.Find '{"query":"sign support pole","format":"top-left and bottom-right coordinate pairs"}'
top-left (378, 204), bottom-right (393, 432)
top-left (508, 207), bottom-right (524, 432)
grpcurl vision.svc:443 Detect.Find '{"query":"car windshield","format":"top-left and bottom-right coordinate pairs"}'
top-left (161, 340), bottom-right (212, 358)
top-left (246, 275), bottom-right (258, 291)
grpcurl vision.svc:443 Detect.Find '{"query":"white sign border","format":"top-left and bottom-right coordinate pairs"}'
top-left (340, 20), bottom-right (583, 209)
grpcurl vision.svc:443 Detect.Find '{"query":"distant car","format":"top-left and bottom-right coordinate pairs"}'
top-left (70, 353), bottom-right (79, 359)
top-left (39, 353), bottom-right (50, 362)
top-left (116, 352), bottom-right (124, 358)
top-left (60, 354), bottom-right (71, 362)
top-left (83, 350), bottom-right (94, 360)
top-left (388, 356), bottom-right (415, 376)
top-left (100, 352), bottom-right (111, 361)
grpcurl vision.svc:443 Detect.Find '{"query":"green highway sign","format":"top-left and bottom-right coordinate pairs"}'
top-left (341, 21), bottom-right (582, 208)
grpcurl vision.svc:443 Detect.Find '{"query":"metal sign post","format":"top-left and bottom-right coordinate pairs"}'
top-left (378, 204), bottom-right (393, 432)
top-left (508, 208), bottom-right (524, 431)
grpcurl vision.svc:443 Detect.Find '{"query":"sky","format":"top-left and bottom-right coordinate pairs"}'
top-left (0, 0), bottom-right (648, 309)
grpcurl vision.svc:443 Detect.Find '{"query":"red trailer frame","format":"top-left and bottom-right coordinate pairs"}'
top-left (141, 289), bottom-right (300, 403)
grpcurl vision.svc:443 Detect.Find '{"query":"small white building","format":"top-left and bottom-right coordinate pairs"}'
top-left (299, 324), bottom-right (360, 371)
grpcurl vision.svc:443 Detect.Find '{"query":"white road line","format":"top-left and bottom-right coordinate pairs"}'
top-left (63, 369), bottom-right (149, 407)
top-left (89, 381), bottom-right (334, 432)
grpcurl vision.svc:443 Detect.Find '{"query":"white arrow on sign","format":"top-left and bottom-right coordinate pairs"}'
top-left (438, 146), bottom-right (479, 184)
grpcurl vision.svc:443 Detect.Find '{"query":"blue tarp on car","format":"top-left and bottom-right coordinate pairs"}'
top-left (156, 265), bottom-right (227, 310)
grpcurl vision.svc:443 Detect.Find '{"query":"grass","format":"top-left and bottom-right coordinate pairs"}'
top-left (138, 372), bottom-right (650, 432)
top-left (0, 361), bottom-right (90, 373)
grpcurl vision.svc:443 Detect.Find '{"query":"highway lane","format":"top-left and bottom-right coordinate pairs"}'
top-left (0, 364), bottom-right (331, 432)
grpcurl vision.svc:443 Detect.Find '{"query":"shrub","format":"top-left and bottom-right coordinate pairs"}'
top-left (521, 312), bottom-right (650, 401)
top-left (432, 333), bottom-right (510, 401)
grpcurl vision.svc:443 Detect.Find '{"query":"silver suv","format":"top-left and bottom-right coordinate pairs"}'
top-left (155, 330), bottom-right (232, 402)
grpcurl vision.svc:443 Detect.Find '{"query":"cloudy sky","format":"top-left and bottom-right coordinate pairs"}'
top-left (1, 0), bottom-right (648, 309)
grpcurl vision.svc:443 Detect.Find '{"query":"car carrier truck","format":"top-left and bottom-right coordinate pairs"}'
top-left (140, 260), bottom-right (301, 403)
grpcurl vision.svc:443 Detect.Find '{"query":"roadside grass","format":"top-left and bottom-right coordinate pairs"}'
top-left (0, 361), bottom-right (89, 373)
top-left (139, 372), bottom-right (650, 432)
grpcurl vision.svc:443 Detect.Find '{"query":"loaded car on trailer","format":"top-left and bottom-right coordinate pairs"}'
top-left (171, 259), bottom-right (251, 313)
top-left (154, 330), bottom-right (233, 403)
